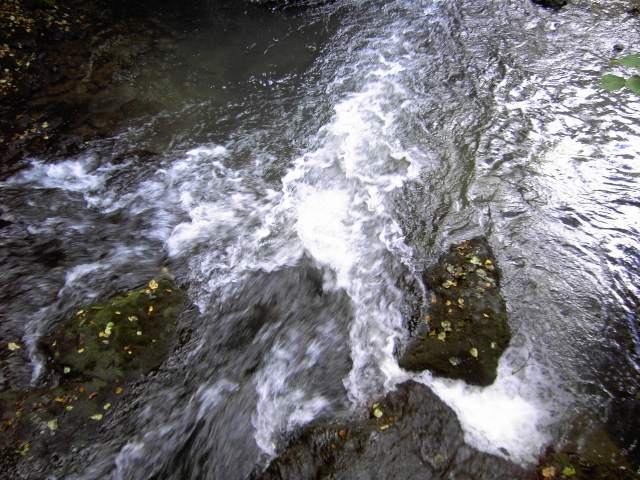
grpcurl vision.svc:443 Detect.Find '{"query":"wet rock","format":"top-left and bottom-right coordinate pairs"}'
top-left (531, 0), bottom-right (568, 9)
top-left (254, 381), bottom-right (532, 480)
top-left (43, 276), bottom-right (184, 383)
top-left (399, 238), bottom-right (510, 386)
top-left (537, 449), bottom-right (638, 480)
top-left (605, 397), bottom-right (640, 471)
top-left (0, 275), bottom-right (185, 477)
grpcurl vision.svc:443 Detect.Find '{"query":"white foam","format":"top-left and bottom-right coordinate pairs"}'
top-left (63, 262), bottom-right (104, 288)
top-left (253, 334), bottom-right (329, 456)
top-left (295, 189), bottom-right (352, 287)
top-left (8, 157), bottom-right (105, 192)
top-left (423, 359), bottom-right (553, 464)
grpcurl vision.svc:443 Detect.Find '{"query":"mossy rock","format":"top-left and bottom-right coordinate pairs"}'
top-left (399, 238), bottom-right (510, 386)
top-left (0, 275), bottom-right (184, 475)
top-left (43, 276), bottom-right (184, 383)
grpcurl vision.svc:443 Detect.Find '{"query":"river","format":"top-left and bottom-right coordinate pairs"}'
top-left (1, 0), bottom-right (639, 478)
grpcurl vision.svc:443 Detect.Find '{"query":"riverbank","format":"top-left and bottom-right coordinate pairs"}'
top-left (0, 0), bottom-right (204, 179)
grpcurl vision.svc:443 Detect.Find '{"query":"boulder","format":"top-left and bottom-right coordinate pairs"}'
top-left (253, 381), bottom-right (532, 480)
top-left (399, 238), bottom-right (510, 386)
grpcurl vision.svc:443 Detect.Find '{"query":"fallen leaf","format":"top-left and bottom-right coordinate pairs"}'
top-left (103, 403), bottom-right (111, 411)
top-left (7, 342), bottom-right (21, 351)
top-left (562, 466), bottom-right (576, 477)
top-left (373, 407), bottom-right (383, 418)
top-left (17, 442), bottom-right (30, 456)
top-left (469, 256), bottom-right (482, 266)
top-left (469, 347), bottom-right (479, 358)
top-left (115, 386), bottom-right (124, 395)
top-left (149, 279), bottom-right (159, 290)
top-left (65, 405), bottom-right (74, 411)
top-left (47, 419), bottom-right (58, 431)
top-left (90, 413), bottom-right (103, 421)
top-left (541, 466), bottom-right (556, 478)
top-left (63, 367), bottom-right (71, 374)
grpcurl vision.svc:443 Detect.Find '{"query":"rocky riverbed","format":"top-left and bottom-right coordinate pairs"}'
top-left (1, 0), bottom-right (640, 478)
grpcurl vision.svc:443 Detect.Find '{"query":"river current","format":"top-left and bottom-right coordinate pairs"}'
top-left (1, 0), bottom-right (639, 478)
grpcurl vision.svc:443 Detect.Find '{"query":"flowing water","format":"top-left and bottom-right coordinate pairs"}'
top-left (1, 0), bottom-right (640, 478)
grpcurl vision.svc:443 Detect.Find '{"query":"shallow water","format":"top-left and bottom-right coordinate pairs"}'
top-left (1, 0), bottom-right (639, 478)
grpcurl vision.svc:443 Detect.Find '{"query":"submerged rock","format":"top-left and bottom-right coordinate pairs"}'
top-left (254, 381), bottom-right (531, 480)
top-left (531, 0), bottom-right (568, 9)
top-left (399, 238), bottom-right (510, 386)
top-left (0, 275), bottom-right (184, 477)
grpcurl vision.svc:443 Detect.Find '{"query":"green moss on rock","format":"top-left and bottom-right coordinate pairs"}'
top-left (0, 274), bottom-right (184, 474)
top-left (44, 276), bottom-right (184, 383)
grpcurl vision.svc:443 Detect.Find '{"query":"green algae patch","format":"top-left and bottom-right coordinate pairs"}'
top-left (399, 238), bottom-right (510, 386)
top-left (45, 277), bottom-right (184, 383)
top-left (0, 275), bottom-right (184, 474)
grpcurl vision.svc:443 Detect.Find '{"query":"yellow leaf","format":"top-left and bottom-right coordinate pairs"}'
top-left (7, 342), bottom-right (21, 351)
top-left (541, 466), bottom-right (556, 478)
top-left (90, 413), bottom-right (103, 421)
top-left (17, 442), bottom-right (30, 456)
top-left (469, 347), bottom-right (479, 358)
top-left (148, 279), bottom-right (159, 290)
top-left (47, 419), bottom-right (58, 431)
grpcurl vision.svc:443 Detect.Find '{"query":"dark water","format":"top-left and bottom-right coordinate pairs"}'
top-left (1, 0), bottom-right (639, 478)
